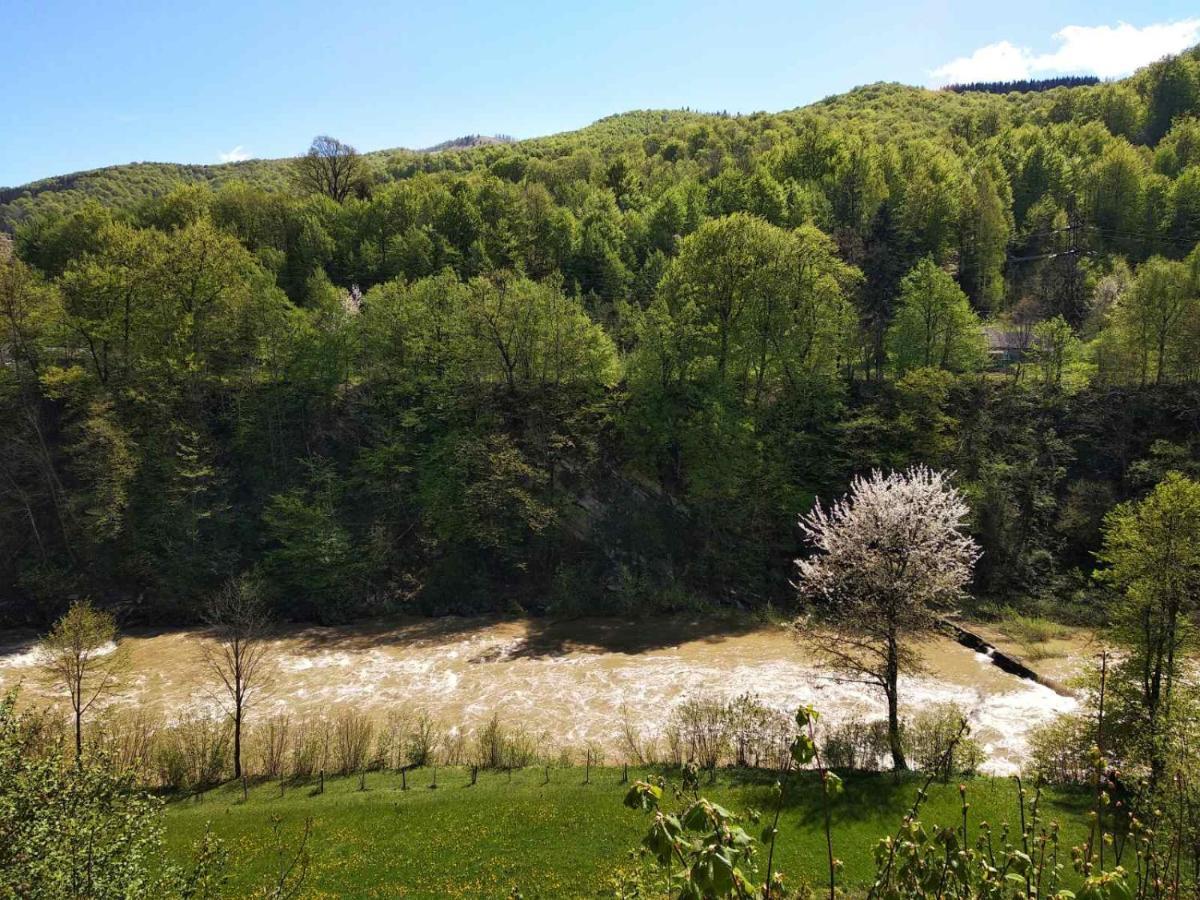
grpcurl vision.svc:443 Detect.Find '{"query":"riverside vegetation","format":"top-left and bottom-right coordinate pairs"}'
top-left (6, 43), bottom-right (1200, 900)
top-left (6, 459), bottom-right (1200, 896)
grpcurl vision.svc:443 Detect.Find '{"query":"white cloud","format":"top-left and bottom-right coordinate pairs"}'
top-left (931, 19), bottom-right (1200, 85)
top-left (218, 145), bottom-right (251, 163)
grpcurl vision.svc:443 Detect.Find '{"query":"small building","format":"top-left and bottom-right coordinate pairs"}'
top-left (983, 325), bottom-right (1033, 366)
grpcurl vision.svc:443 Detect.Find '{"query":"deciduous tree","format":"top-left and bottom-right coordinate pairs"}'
top-left (1097, 471), bottom-right (1200, 784)
top-left (293, 135), bottom-right (366, 203)
top-left (40, 600), bottom-right (127, 761)
top-left (202, 573), bottom-right (272, 780)
top-left (794, 467), bottom-right (980, 770)
top-left (886, 257), bottom-right (985, 374)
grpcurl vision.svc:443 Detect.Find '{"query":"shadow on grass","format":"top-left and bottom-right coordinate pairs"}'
top-left (657, 766), bottom-right (1093, 832)
top-left (725, 769), bottom-right (924, 826)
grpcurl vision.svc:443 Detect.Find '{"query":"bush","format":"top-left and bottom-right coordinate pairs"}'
top-left (662, 694), bottom-right (793, 771)
top-left (902, 703), bottom-right (983, 777)
top-left (1026, 711), bottom-right (1095, 784)
top-left (726, 694), bottom-right (792, 769)
top-left (470, 713), bottom-right (541, 769)
top-left (474, 714), bottom-right (506, 769)
top-left (405, 710), bottom-right (443, 767)
top-left (253, 714), bottom-right (290, 780)
top-left (669, 698), bottom-right (730, 771)
top-left (0, 692), bottom-right (180, 898)
top-left (288, 716), bottom-right (331, 780)
top-left (821, 716), bottom-right (891, 771)
top-left (440, 728), bottom-right (465, 766)
top-left (619, 702), bottom-right (657, 765)
top-left (333, 709), bottom-right (374, 774)
top-left (154, 713), bottom-right (231, 790)
top-left (374, 710), bottom-right (408, 770)
top-left (90, 708), bottom-right (160, 776)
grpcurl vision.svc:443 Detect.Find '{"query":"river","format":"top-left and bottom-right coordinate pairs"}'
top-left (0, 615), bottom-right (1086, 775)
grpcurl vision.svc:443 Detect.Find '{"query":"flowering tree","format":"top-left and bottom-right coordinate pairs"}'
top-left (794, 466), bottom-right (980, 770)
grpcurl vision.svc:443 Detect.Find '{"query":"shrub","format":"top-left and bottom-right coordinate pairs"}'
top-left (0, 692), bottom-right (182, 898)
top-left (472, 713), bottom-right (505, 769)
top-left (333, 709), bottom-right (374, 774)
top-left (90, 708), bottom-right (160, 775)
top-left (470, 713), bottom-right (541, 769)
top-left (405, 710), bottom-right (443, 767)
top-left (253, 714), bottom-right (290, 780)
top-left (1026, 710), bottom-right (1096, 784)
top-left (288, 716), bottom-right (331, 780)
top-left (440, 727), bottom-right (465, 766)
top-left (619, 702), bottom-right (657, 765)
top-left (153, 713), bottom-right (231, 791)
top-left (725, 694), bottom-right (792, 769)
top-left (902, 703), bottom-right (983, 777)
top-left (663, 721), bottom-right (684, 767)
top-left (820, 716), bottom-right (891, 771)
top-left (670, 698), bottom-right (730, 771)
top-left (375, 709), bottom-right (409, 770)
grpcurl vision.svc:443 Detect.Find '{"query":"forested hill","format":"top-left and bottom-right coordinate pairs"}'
top-left (2, 47), bottom-right (1200, 625)
top-left (2, 51), bottom-right (1189, 233)
top-left (0, 134), bottom-right (514, 228)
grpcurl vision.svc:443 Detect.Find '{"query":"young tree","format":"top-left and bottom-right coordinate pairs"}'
top-left (1116, 256), bottom-right (1195, 385)
top-left (293, 135), bottom-right (366, 203)
top-left (794, 467), bottom-right (980, 770)
top-left (202, 573), bottom-right (272, 780)
top-left (1030, 315), bottom-right (1079, 387)
top-left (40, 600), bottom-right (127, 761)
top-left (1097, 472), bottom-right (1200, 784)
top-left (886, 257), bottom-right (985, 374)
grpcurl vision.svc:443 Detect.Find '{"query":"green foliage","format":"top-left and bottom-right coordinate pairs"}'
top-left (261, 479), bottom-right (359, 621)
top-left (0, 690), bottom-right (226, 899)
top-left (887, 257), bottom-right (986, 374)
top-left (4, 46), bottom-right (1200, 622)
top-left (1097, 473), bottom-right (1200, 779)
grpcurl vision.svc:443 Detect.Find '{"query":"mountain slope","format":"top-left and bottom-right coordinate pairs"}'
top-left (2, 46), bottom-right (1197, 232)
top-left (0, 84), bottom-right (1074, 232)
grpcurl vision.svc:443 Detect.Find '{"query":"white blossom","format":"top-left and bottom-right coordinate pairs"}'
top-left (794, 465), bottom-right (981, 769)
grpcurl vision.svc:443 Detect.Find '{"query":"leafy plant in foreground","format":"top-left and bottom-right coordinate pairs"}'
top-left (621, 705), bottom-right (840, 899)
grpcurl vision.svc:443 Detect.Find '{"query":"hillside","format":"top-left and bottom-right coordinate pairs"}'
top-left (0, 133), bottom-right (512, 230)
top-left (0, 90), bottom-right (1021, 230)
top-left (2, 45), bottom-right (1200, 625)
top-left (0, 55), bottom-right (1179, 233)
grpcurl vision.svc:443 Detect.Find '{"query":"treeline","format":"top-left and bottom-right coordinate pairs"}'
top-left (2, 50), bottom-right (1200, 624)
top-left (942, 75), bottom-right (1101, 95)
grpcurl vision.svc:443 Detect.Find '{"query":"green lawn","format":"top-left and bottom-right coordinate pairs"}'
top-left (163, 767), bottom-right (1091, 898)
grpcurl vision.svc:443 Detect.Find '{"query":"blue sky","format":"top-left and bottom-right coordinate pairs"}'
top-left (3, 1), bottom-right (1199, 187)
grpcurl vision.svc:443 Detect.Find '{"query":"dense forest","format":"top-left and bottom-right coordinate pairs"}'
top-left (3, 47), bottom-right (1200, 626)
top-left (942, 75), bottom-right (1101, 94)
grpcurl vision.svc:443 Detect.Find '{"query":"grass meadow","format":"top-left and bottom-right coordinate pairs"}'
top-left (163, 766), bottom-right (1091, 898)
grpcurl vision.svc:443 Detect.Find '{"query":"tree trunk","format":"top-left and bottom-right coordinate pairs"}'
top-left (886, 637), bottom-right (908, 771)
top-left (233, 706), bottom-right (243, 780)
top-left (75, 708), bottom-right (83, 762)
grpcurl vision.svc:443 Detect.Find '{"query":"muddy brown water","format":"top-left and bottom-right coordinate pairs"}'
top-left (0, 616), bottom-right (1087, 775)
